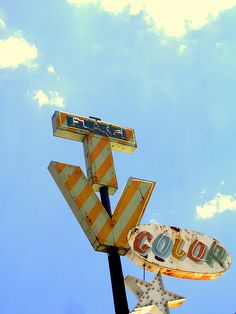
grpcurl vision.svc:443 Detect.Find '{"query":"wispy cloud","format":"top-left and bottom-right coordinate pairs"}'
top-left (0, 35), bottom-right (38, 69)
top-left (47, 65), bottom-right (55, 74)
top-left (196, 193), bottom-right (236, 219)
top-left (33, 90), bottom-right (65, 108)
top-left (178, 44), bottom-right (187, 54)
top-left (0, 18), bottom-right (6, 29)
top-left (67, 0), bottom-right (236, 37)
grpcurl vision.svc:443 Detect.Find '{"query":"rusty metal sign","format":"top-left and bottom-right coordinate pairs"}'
top-left (49, 111), bottom-right (155, 313)
top-left (52, 111), bottom-right (137, 195)
top-left (49, 110), bottom-right (232, 314)
top-left (52, 111), bottom-right (137, 152)
top-left (48, 161), bottom-right (155, 255)
top-left (127, 224), bottom-right (231, 280)
top-left (49, 111), bottom-right (156, 253)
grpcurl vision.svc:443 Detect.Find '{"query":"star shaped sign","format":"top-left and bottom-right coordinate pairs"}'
top-left (125, 272), bottom-right (185, 314)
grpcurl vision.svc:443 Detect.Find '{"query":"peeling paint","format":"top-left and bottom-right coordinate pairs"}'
top-left (127, 224), bottom-right (231, 280)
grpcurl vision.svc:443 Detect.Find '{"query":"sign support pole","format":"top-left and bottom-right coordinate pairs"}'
top-left (100, 186), bottom-right (129, 314)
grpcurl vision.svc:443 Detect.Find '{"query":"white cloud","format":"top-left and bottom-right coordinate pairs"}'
top-left (0, 18), bottom-right (6, 29)
top-left (33, 90), bottom-right (65, 108)
top-left (196, 193), bottom-right (236, 219)
top-left (67, 0), bottom-right (236, 37)
top-left (178, 44), bottom-right (187, 54)
top-left (48, 65), bottom-right (55, 74)
top-left (0, 35), bottom-right (38, 69)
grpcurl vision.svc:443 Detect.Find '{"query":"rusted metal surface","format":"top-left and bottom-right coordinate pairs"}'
top-left (48, 161), bottom-right (155, 255)
top-left (127, 224), bottom-right (231, 280)
top-left (52, 110), bottom-right (137, 153)
top-left (125, 272), bottom-right (185, 314)
top-left (49, 111), bottom-right (156, 313)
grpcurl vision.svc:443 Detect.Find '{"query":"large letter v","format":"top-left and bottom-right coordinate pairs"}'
top-left (48, 161), bottom-right (155, 255)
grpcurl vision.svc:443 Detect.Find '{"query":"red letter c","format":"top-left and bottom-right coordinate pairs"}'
top-left (133, 231), bottom-right (153, 255)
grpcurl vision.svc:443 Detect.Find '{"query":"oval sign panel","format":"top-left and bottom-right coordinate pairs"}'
top-left (127, 224), bottom-right (231, 280)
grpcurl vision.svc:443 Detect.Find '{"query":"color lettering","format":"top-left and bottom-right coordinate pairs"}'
top-left (133, 231), bottom-right (153, 255)
top-left (152, 233), bottom-right (174, 260)
top-left (132, 231), bottom-right (229, 269)
top-left (206, 241), bottom-right (228, 268)
top-left (172, 238), bottom-right (186, 260)
top-left (187, 240), bottom-right (207, 263)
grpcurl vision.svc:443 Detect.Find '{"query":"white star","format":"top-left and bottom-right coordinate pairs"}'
top-left (125, 272), bottom-right (185, 314)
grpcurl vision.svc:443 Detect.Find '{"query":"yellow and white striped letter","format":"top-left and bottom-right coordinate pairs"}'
top-left (48, 161), bottom-right (155, 255)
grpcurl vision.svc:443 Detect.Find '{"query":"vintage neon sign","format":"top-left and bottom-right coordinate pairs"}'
top-left (127, 224), bottom-right (231, 280)
top-left (67, 116), bottom-right (127, 140)
top-left (52, 111), bottom-right (136, 153)
top-left (49, 111), bottom-right (155, 254)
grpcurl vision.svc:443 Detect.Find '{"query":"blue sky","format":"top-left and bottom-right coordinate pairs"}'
top-left (0, 1), bottom-right (236, 313)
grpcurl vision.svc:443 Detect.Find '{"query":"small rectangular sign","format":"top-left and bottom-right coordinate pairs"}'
top-left (67, 116), bottom-right (127, 140)
top-left (52, 111), bottom-right (137, 153)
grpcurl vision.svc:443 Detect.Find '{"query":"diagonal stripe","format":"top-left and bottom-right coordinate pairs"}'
top-left (83, 134), bottom-right (118, 193)
top-left (58, 165), bottom-right (77, 183)
top-left (107, 175), bottom-right (117, 188)
top-left (49, 161), bottom-right (109, 251)
top-left (86, 200), bottom-right (105, 225)
top-left (98, 165), bottom-right (116, 187)
top-left (105, 181), bottom-right (153, 245)
top-left (70, 172), bottom-right (87, 200)
top-left (87, 134), bottom-right (101, 148)
top-left (89, 137), bottom-right (109, 164)
top-left (112, 180), bottom-right (142, 223)
top-left (75, 181), bottom-right (94, 208)
top-left (55, 162), bottom-right (67, 174)
top-left (97, 217), bottom-right (113, 244)
top-left (90, 143), bottom-right (111, 172)
top-left (95, 153), bottom-right (114, 182)
top-left (97, 180), bottom-right (141, 244)
top-left (80, 191), bottom-right (98, 216)
top-left (49, 160), bottom-right (154, 253)
top-left (65, 168), bottom-right (83, 191)
top-left (115, 188), bottom-right (153, 247)
top-left (90, 208), bottom-right (111, 237)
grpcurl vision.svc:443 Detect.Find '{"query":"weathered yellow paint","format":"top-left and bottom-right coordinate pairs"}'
top-left (52, 111), bottom-right (137, 194)
top-left (83, 134), bottom-right (118, 194)
top-left (52, 111), bottom-right (137, 153)
top-left (48, 161), bottom-right (155, 255)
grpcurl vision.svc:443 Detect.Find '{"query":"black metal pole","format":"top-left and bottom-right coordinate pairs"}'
top-left (100, 186), bottom-right (129, 314)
